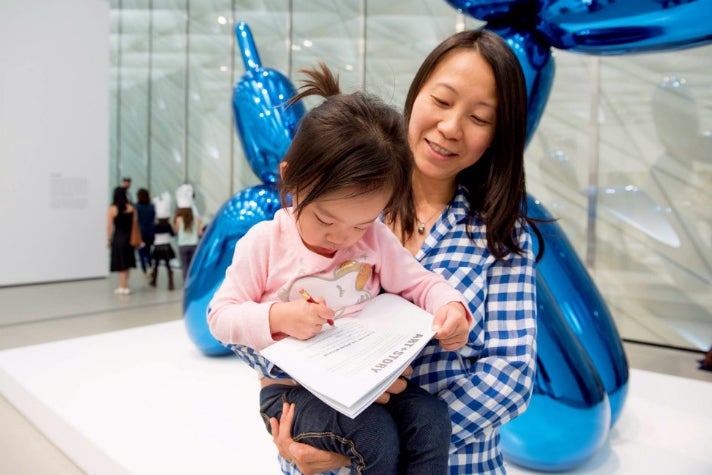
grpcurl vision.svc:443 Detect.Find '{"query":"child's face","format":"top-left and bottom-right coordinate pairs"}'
top-left (293, 188), bottom-right (390, 258)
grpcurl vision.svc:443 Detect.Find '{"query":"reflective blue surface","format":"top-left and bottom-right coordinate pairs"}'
top-left (527, 196), bottom-right (629, 426)
top-left (500, 272), bottom-right (611, 471)
top-left (232, 22), bottom-right (305, 185)
top-left (446, 0), bottom-right (712, 54)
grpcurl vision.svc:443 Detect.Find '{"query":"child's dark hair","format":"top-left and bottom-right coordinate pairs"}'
top-left (279, 63), bottom-right (412, 226)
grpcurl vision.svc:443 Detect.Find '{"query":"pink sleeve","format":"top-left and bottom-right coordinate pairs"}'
top-left (207, 223), bottom-right (279, 351)
top-left (374, 226), bottom-right (472, 322)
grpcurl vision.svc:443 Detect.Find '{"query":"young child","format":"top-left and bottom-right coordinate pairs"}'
top-left (150, 192), bottom-right (177, 290)
top-left (208, 63), bottom-right (472, 475)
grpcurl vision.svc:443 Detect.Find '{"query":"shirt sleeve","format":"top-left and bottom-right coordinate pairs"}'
top-left (206, 222), bottom-right (278, 351)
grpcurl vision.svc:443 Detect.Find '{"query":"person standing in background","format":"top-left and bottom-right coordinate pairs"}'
top-left (174, 184), bottom-right (202, 285)
top-left (151, 192), bottom-right (177, 291)
top-left (107, 186), bottom-right (137, 295)
top-left (135, 188), bottom-right (156, 278)
top-left (120, 177), bottom-right (133, 203)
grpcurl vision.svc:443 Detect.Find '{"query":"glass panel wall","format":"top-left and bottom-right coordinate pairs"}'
top-left (150, 0), bottom-right (188, 207)
top-left (527, 45), bottom-right (712, 351)
top-left (109, 0), bottom-right (712, 352)
top-left (113, 0), bottom-right (151, 191)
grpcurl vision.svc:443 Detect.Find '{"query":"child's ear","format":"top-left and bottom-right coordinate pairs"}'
top-left (279, 161), bottom-right (288, 179)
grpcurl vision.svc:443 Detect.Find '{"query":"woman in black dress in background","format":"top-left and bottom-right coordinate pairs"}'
top-left (107, 186), bottom-right (136, 294)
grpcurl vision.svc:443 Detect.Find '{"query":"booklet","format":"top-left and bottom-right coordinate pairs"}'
top-left (260, 293), bottom-right (436, 419)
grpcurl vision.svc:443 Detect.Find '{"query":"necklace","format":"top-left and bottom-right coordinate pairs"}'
top-left (416, 207), bottom-right (445, 234)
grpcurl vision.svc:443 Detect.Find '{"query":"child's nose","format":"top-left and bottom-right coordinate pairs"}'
top-left (327, 229), bottom-right (349, 245)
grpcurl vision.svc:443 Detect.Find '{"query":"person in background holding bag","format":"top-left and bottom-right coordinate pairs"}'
top-left (174, 184), bottom-right (202, 285)
top-left (107, 186), bottom-right (137, 295)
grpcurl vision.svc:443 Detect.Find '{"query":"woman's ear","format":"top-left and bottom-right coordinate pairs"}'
top-left (279, 161), bottom-right (288, 179)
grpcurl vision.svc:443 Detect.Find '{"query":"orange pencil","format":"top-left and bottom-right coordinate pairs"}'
top-left (299, 289), bottom-right (335, 326)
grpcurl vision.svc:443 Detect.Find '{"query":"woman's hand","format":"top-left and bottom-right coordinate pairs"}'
top-left (374, 366), bottom-right (412, 404)
top-left (433, 301), bottom-right (471, 351)
top-left (270, 402), bottom-right (349, 475)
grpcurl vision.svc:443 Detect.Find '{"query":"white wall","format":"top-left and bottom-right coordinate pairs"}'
top-left (0, 0), bottom-right (109, 286)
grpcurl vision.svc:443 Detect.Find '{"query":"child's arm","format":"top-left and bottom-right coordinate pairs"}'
top-left (208, 222), bottom-right (334, 350)
top-left (372, 224), bottom-right (473, 349)
top-left (207, 224), bottom-right (279, 350)
top-left (374, 225), bottom-right (472, 317)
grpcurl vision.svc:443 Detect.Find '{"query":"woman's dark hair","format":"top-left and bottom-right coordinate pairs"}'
top-left (112, 186), bottom-right (129, 213)
top-left (280, 63), bottom-right (413, 225)
top-left (403, 29), bottom-right (543, 261)
top-left (176, 207), bottom-right (194, 232)
top-left (136, 188), bottom-right (151, 205)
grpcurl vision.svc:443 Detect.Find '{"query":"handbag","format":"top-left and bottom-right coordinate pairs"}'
top-left (130, 209), bottom-right (143, 248)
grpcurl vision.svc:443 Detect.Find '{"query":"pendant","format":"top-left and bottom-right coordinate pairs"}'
top-left (417, 223), bottom-right (425, 234)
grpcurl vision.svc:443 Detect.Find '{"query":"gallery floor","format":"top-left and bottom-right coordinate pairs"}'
top-left (1, 273), bottom-right (711, 474)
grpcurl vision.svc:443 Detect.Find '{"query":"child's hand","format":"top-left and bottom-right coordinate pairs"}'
top-left (269, 297), bottom-right (335, 340)
top-left (432, 302), bottom-right (471, 351)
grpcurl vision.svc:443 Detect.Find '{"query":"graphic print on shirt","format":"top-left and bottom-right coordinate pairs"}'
top-left (284, 260), bottom-right (373, 316)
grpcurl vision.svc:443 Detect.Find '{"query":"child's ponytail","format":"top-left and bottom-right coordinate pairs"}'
top-left (289, 62), bottom-right (341, 104)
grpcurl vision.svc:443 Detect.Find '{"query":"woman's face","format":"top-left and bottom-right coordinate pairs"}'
top-left (408, 49), bottom-right (497, 182)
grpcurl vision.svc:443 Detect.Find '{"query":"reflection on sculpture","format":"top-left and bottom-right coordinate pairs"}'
top-left (499, 270), bottom-right (611, 471)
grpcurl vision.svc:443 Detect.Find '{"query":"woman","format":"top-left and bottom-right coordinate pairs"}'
top-left (270, 28), bottom-right (540, 475)
top-left (107, 186), bottom-right (137, 294)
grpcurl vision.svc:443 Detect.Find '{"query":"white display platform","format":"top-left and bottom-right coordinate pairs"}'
top-left (1, 321), bottom-right (711, 475)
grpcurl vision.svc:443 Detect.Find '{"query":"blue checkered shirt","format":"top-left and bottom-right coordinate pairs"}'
top-left (230, 185), bottom-right (537, 474)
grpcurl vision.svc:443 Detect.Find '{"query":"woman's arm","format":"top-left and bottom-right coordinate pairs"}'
top-left (268, 369), bottom-right (413, 474)
top-left (270, 402), bottom-right (350, 475)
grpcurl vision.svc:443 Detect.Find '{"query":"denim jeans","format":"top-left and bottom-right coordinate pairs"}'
top-left (260, 381), bottom-right (450, 475)
top-left (137, 245), bottom-right (152, 273)
top-left (178, 245), bottom-right (197, 282)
